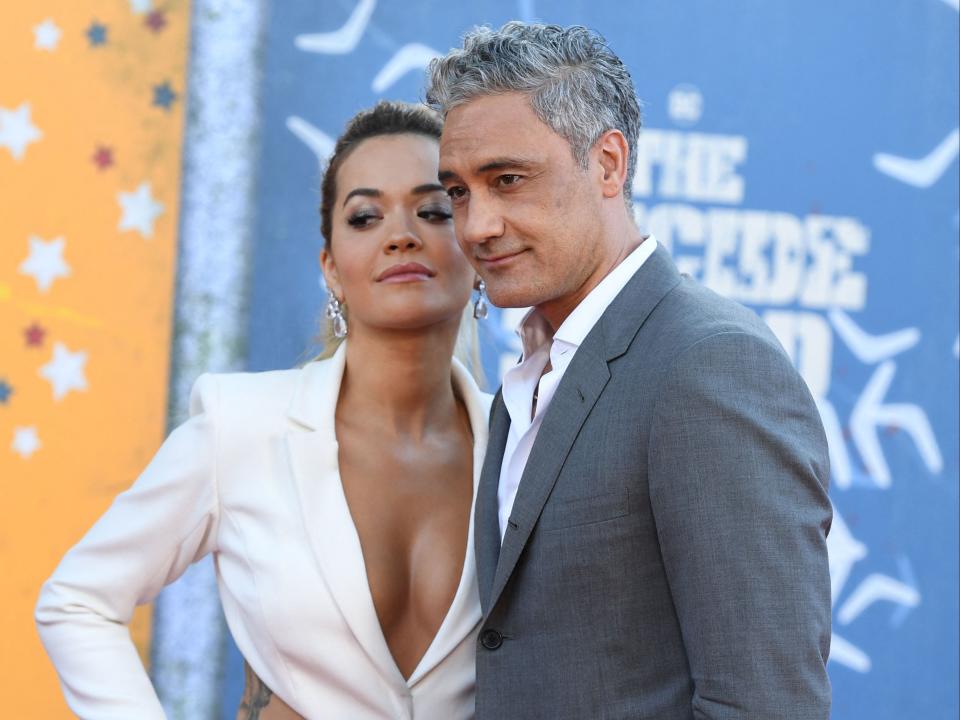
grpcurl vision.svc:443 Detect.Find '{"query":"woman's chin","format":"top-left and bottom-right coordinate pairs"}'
top-left (359, 310), bottom-right (465, 334)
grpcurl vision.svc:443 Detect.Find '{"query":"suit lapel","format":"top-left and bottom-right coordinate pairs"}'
top-left (407, 358), bottom-right (489, 684)
top-left (485, 242), bottom-right (683, 616)
top-left (475, 389), bottom-right (509, 615)
top-left (284, 345), bottom-right (407, 693)
top-left (486, 347), bottom-right (610, 615)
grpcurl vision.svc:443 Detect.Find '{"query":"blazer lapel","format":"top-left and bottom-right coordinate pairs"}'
top-left (486, 348), bottom-right (610, 615)
top-left (486, 241), bottom-right (683, 616)
top-left (284, 345), bottom-right (407, 693)
top-left (407, 358), bottom-right (489, 684)
top-left (475, 389), bottom-right (509, 615)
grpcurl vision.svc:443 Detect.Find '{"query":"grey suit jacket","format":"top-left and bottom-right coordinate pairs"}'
top-left (474, 245), bottom-right (832, 719)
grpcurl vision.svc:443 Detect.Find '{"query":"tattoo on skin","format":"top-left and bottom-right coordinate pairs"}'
top-left (239, 662), bottom-right (274, 720)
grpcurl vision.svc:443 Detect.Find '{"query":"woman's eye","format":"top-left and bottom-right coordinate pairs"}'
top-left (419, 207), bottom-right (453, 222)
top-left (346, 212), bottom-right (379, 228)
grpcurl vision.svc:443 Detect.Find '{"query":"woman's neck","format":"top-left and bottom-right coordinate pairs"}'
top-left (337, 321), bottom-right (462, 439)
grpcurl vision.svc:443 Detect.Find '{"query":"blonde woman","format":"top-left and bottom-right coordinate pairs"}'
top-left (36, 101), bottom-right (491, 720)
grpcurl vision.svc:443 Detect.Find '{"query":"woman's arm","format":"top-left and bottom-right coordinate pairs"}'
top-left (237, 662), bottom-right (304, 720)
top-left (35, 375), bottom-right (222, 719)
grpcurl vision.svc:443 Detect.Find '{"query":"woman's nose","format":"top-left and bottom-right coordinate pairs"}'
top-left (384, 214), bottom-right (423, 252)
top-left (386, 232), bottom-right (422, 252)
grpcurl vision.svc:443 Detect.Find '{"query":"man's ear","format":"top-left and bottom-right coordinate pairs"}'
top-left (595, 129), bottom-right (630, 199)
top-left (319, 248), bottom-right (343, 301)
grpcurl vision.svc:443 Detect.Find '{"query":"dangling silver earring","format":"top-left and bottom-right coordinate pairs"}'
top-left (325, 294), bottom-right (348, 338)
top-left (473, 278), bottom-right (489, 320)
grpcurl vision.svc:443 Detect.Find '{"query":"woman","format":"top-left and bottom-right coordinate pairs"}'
top-left (35, 101), bottom-right (491, 720)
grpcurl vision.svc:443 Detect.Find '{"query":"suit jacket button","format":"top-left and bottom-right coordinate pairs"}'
top-left (480, 629), bottom-right (503, 650)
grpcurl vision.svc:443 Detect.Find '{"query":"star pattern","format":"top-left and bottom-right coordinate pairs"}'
top-left (39, 343), bottom-right (88, 401)
top-left (86, 22), bottom-right (108, 47)
top-left (146, 10), bottom-right (167, 33)
top-left (24, 323), bottom-right (46, 348)
top-left (152, 81), bottom-right (177, 110)
top-left (11, 427), bottom-right (41, 459)
top-left (117, 182), bottom-right (164, 238)
top-left (92, 145), bottom-right (114, 170)
top-left (18, 236), bottom-right (71, 292)
top-left (0, 103), bottom-right (43, 161)
top-left (4, 2), bottom-right (192, 706)
top-left (129, 0), bottom-right (153, 14)
top-left (34, 19), bottom-right (62, 51)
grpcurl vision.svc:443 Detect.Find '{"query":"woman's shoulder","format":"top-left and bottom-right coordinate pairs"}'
top-left (191, 356), bottom-right (341, 427)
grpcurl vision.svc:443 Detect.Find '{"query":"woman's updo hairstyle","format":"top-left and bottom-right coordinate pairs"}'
top-left (320, 100), bottom-right (443, 248)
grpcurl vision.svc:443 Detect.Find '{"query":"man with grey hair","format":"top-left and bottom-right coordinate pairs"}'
top-left (428, 21), bottom-right (832, 719)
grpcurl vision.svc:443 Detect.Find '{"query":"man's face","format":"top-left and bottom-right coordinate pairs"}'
top-left (439, 92), bottom-right (605, 319)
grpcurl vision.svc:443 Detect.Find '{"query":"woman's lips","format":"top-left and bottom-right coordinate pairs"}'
top-left (376, 262), bottom-right (435, 283)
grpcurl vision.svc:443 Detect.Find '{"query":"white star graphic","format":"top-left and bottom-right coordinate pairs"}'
top-left (129, 0), bottom-right (153, 14)
top-left (39, 342), bottom-right (89, 401)
top-left (118, 182), bottom-right (164, 238)
top-left (12, 427), bottom-right (41, 459)
top-left (33, 19), bottom-right (62, 51)
top-left (18, 235), bottom-right (71, 292)
top-left (0, 103), bottom-right (43, 161)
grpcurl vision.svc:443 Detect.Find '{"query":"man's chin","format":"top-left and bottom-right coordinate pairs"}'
top-left (485, 285), bottom-right (543, 310)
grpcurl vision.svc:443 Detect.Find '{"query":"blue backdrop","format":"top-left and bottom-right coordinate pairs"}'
top-left (238, 1), bottom-right (959, 717)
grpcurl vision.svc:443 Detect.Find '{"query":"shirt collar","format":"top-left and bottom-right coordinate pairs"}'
top-left (516, 236), bottom-right (658, 359)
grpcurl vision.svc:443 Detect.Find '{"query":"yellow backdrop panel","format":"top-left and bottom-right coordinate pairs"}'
top-left (0, 1), bottom-right (190, 714)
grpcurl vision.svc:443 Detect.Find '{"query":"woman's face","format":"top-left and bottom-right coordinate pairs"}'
top-left (321, 133), bottom-right (475, 336)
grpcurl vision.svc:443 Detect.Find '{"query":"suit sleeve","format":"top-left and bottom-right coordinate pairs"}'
top-left (647, 331), bottom-right (833, 720)
top-left (35, 374), bottom-right (221, 719)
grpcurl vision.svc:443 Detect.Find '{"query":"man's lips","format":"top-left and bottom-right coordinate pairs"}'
top-left (477, 249), bottom-right (527, 268)
top-left (376, 262), bottom-right (435, 283)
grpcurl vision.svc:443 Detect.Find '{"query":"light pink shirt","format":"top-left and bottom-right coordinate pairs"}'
top-left (497, 237), bottom-right (658, 539)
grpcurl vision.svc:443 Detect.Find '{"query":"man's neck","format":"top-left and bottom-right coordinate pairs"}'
top-left (537, 229), bottom-right (647, 332)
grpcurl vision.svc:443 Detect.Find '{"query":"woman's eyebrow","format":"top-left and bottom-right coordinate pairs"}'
top-left (342, 187), bottom-right (380, 206)
top-left (411, 183), bottom-right (446, 196)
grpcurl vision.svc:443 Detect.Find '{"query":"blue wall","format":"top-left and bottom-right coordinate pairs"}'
top-left (237, 2), bottom-right (960, 717)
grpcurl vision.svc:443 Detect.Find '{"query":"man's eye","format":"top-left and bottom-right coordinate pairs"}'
top-left (446, 186), bottom-right (467, 201)
top-left (497, 174), bottom-right (521, 187)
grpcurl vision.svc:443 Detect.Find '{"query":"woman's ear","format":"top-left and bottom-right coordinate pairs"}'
top-left (320, 248), bottom-right (343, 301)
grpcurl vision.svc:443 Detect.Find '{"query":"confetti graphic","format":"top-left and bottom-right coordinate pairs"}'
top-left (0, 2), bottom-right (191, 717)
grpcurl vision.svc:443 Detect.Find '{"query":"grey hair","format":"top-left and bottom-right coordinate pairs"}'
top-left (426, 22), bottom-right (642, 203)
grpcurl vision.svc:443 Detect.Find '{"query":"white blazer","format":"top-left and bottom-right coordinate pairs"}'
top-left (35, 343), bottom-right (492, 720)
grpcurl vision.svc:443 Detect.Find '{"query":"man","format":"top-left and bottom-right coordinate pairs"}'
top-left (428, 22), bottom-right (833, 719)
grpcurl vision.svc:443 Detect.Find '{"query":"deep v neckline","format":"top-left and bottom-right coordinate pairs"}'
top-left (329, 433), bottom-right (478, 687)
top-left (285, 344), bottom-right (486, 694)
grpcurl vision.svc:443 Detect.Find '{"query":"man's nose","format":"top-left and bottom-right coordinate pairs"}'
top-left (459, 196), bottom-right (504, 245)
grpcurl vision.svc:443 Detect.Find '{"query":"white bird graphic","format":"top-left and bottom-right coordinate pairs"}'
top-left (286, 116), bottom-right (335, 166)
top-left (873, 128), bottom-right (959, 188)
top-left (372, 43), bottom-right (441, 93)
top-left (829, 309), bottom-right (919, 364)
top-left (295, 0), bottom-right (375, 55)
